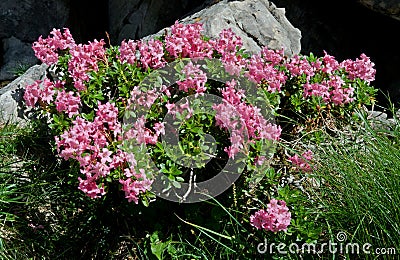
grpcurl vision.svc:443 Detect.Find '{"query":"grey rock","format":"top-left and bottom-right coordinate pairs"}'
top-left (367, 109), bottom-right (397, 129)
top-left (111, 0), bottom-right (218, 43)
top-left (143, 0), bottom-right (301, 56)
top-left (0, 64), bottom-right (48, 126)
top-left (357, 0), bottom-right (400, 21)
top-left (0, 0), bottom-right (69, 81)
top-left (0, 37), bottom-right (38, 81)
top-left (0, 0), bottom-right (70, 41)
top-left (108, 0), bottom-right (142, 43)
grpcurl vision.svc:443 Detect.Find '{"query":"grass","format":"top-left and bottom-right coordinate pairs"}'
top-left (0, 107), bottom-right (399, 259)
top-left (309, 110), bottom-right (400, 259)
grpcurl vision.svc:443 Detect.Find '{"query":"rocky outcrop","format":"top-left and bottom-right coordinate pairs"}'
top-left (0, 64), bottom-right (48, 125)
top-left (357, 0), bottom-right (400, 21)
top-left (144, 0), bottom-right (301, 56)
top-left (109, 0), bottom-right (211, 43)
top-left (0, 0), bottom-right (69, 81)
top-left (0, 37), bottom-right (38, 81)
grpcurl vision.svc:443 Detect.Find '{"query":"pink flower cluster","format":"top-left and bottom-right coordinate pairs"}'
top-left (119, 39), bottom-right (166, 70)
top-left (54, 102), bottom-right (152, 202)
top-left (250, 199), bottom-right (291, 232)
top-left (23, 78), bottom-right (66, 106)
top-left (177, 62), bottom-right (207, 95)
top-left (285, 51), bottom-right (375, 106)
top-left (246, 47), bottom-right (287, 92)
top-left (55, 90), bottom-right (81, 118)
top-left (214, 79), bottom-right (281, 158)
top-left (120, 172), bottom-right (153, 204)
top-left (128, 86), bottom-right (160, 111)
top-left (340, 53), bottom-right (376, 83)
top-left (124, 115), bottom-right (165, 145)
top-left (213, 28), bottom-right (246, 76)
top-left (288, 149), bottom-right (314, 172)
top-left (23, 79), bottom-right (53, 107)
top-left (32, 28), bottom-right (75, 65)
top-left (285, 54), bottom-right (318, 78)
top-left (165, 21), bottom-right (213, 59)
top-left (68, 40), bottom-right (106, 91)
top-left (23, 78), bottom-right (81, 118)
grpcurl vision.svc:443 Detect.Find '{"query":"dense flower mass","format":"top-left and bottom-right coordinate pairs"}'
top-left (165, 21), bottom-right (213, 59)
top-left (32, 28), bottom-right (75, 65)
top-left (68, 40), bottom-right (106, 91)
top-left (54, 90), bottom-right (81, 118)
top-left (177, 62), bottom-right (208, 95)
top-left (340, 53), bottom-right (376, 83)
top-left (246, 47), bottom-right (287, 92)
top-left (25, 21), bottom-right (376, 205)
top-left (250, 199), bottom-right (291, 232)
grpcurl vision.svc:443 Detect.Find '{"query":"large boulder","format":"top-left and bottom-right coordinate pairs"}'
top-left (357, 0), bottom-right (400, 21)
top-left (144, 0), bottom-right (302, 56)
top-left (0, 37), bottom-right (38, 81)
top-left (0, 0), bottom-right (70, 41)
top-left (0, 0), bottom-right (69, 81)
top-left (0, 64), bottom-right (48, 125)
top-left (109, 0), bottom-right (211, 43)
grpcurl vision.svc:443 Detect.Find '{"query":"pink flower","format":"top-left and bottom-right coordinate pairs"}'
top-left (124, 116), bottom-right (159, 144)
top-left (261, 47), bottom-right (285, 66)
top-left (285, 54), bottom-right (316, 79)
top-left (255, 156), bottom-right (266, 166)
top-left (245, 48), bottom-right (287, 92)
top-left (23, 78), bottom-right (58, 107)
top-left (322, 51), bottom-right (339, 74)
top-left (153, 122), bottom-right (165, 136)
top-left (68, 39), bottom-right (106, 91)
top-left (303, 82), bottom-right (330, 101)
top-left (221, 79), bottom-right (245, 106)
top-left (213, 28), bottom-right (243, 54)
top-left (165, 21), bottom-right (213, 59)
top-left (340, 53), bottom-right (376, 83)
top-left (119, 39), bottom-right (138, 65)
top-left (55, 90), bottom-right (81, 118)
top-left (32, 28), bottom-right (75, 65)
top-left (177, 62), bottom-right (207, 95)
top-left (23, 80), bottom-right (42, 107)
top-left (288, 149), bottom-right (314, 172)
top-left (78, 176), bottom-right (106, 199)
top-left (95, 102), bottom-right (121, 133)
top-left (40, 78), bottom-right (56, 104)
top-left (119, 173), bottom-right (153, 204)
top-left (250, 199), bottom-right (291, 232)
top-left (138, 39), bottom-right (166, 69)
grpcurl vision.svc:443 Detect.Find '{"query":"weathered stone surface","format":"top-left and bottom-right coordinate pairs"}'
top-left (0, 37), bottom-right (38, 81)
top-left (0, 0), bottom-right (70, 41)
top-left (144, 0), bottom-right (302, 56)
top-left (357, 0), bottom-right (400, 21)
top-left (0, 64), bottom-right (48, 125)
top-left (110, 0), bottom-right (210, 43)
top-left (0, 0), bottom-right (69, 81)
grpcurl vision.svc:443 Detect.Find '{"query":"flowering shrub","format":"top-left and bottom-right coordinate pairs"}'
top-left (23, 21), bottom-right (377, 209)
top-left (280, 51), bottom-right (377, 132)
